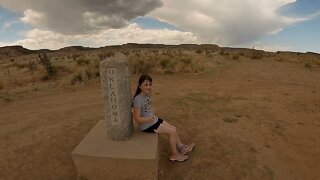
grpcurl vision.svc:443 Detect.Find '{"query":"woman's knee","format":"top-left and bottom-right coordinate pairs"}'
top-left (168, 126), bottom-right (177, 135)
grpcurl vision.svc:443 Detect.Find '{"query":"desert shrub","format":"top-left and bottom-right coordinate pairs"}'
top-left (99, 52), bottom-right (115, 60)
top-left (181, 57), bottom-right (192, 65)
top-left (128, 53), bottom-right (205, 74)
top-left (72, 54), bottom-right (81, 61)
top-left (14, 63), bottom-right (27, 69)
top-left (27, 61), bottom-right (37, 71)
top-left (304, 63), bottom-right (312, 68)
top-left (84, 59), bottom-right (100, 79)
top-left (250, 51), bottom-right (263, 59)
top-left (195, 49), bottom-right (202, 54)
top-left (54, 65), bottom-right (73, 73)
top-left (70, 71), bottom-right (84, 84)
top-left (219, 50), bottom-right (228, 56)
top-left (129, 56), bottom-right (157, 74)
top-left (159, 57), bottom-right (171, 69)
top-left (232, 54), bottom-right (239, 60)
top-left (190, 58), bottom-right (205, 73)
top-left (77, 58), bottom-right (90, 65)
top-left (39, 53), bottom-right (57, 79)
top-left (239, 52), bottom-right (244, 56)
top-left (163, 59), bottom-right (178, 74)
top-left (0, 79), bottom-right (4, 90)
top-left (41, 65), bottom-right (58, 80)
top-left (275, 57), bottom-right (282, 62)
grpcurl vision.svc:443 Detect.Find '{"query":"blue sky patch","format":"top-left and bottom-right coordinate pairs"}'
top-left (0, 6), bottom-right (31, 42)
top-left (278, 0), bottom-right (320, 17)
top-left (131, 16), bottom-right (181, 31)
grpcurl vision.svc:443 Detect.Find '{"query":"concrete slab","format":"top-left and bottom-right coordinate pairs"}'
top-left (72, 120), bottom-right (159, 180)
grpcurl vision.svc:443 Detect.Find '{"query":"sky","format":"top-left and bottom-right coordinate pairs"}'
top-left (0, 0), bottom-right (319, 53)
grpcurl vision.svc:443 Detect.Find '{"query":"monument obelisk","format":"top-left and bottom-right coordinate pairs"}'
top-left (72, 55), bottom-right (158, 179)
top-left (100, 56), bottom-right (133, 140)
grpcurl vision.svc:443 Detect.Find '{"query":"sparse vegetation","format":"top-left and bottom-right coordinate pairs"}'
top-left (232, 54), bottom-right (240, 60)
top-left (195, 49), bottom-right (202, 54)
top-left (128, 52), bottom-right (205, 74)
top-left (76, 58), bottom-right (90, 66)
top-left (250, 51), bottom-right (263, 59)
top-left (1, 44), bottom-right (320, 180)
top-left (1, 44), bottom-right (319, 95)
top-left (84, 59), bottom-right (100, 79)
top-left (0, 79), bottom-right (4, 90)
top-left (39, 53), bottom-right (57, 79)
top-left (305, 63), bottom-right (312, 68)
top-left (71, 71), bottom-right (84, 84)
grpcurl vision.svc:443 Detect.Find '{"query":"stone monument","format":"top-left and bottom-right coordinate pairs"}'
top-left (71, 55), bottom-right (159, 180)
top-left (100, 56), bottom-right (133, 140)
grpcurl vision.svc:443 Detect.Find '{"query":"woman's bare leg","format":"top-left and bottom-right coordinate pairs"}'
top-left (162, 121), bottom-right (183, 147)
top-left (154, 123), bottom-right (180, 155)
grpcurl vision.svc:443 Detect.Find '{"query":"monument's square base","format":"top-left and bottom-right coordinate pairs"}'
top-left (72, 120), bottom-right (159, 180)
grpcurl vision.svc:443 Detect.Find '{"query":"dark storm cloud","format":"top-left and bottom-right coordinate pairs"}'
top-left (0, 0), bottom-right (163, 34)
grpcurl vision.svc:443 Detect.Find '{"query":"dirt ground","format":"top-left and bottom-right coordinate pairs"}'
top-left (1, 58), bottom-right (320, 179)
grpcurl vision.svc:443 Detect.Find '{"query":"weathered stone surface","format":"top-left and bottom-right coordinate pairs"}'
top-left (72, 120), bottom-right (159, 180)
top-left (100, 56), bottom-right (133, 140)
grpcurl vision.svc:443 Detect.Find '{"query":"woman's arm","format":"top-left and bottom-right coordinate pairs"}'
top-left (133, 107), bottom-right (155, 124)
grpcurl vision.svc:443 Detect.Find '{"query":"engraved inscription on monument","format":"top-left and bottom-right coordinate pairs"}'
top-left (107, 68), bottom-right (120, 126)
top-left (100, 56), bottom-right (133, 140)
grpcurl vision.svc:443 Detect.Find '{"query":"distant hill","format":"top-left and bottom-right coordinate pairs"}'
top-left (56, 46), bottom-right (97, 53)
top-left (1, 43), bottom-right (319, 60)
top-left (0, 45), bottom-right (52, 59)
top-left (0, 46), bottom-right (32, 59)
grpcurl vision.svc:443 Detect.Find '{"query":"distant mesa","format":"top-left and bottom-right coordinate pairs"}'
top-left (0, 43), bottom-right (319, 60)
top-left (57, 46), bottom-right (97, 53)
top-left (0, 45), bottom-right (52, 59)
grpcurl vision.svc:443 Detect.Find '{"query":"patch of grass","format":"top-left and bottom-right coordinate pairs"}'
top-left (250, 51), bottom-right (263, 59)
top-left (195, 49), bottom-right (202, 54)
top-left (232, 54), bottom-right (240, 60)
top-left (70, 71), bottom-right (84, 84)
top-left (3, 96), bottom-right (13, 102)
top-left (159, 57), bottom-right (171, 69)
top-left (0, 79), bottom-right (4, 90)
top-left (181, 57), bottom-right (192, 65)
top-left (219, 50), bottom-right (228, 56)
top-left (27, 61), bottom-right (37, 71)
top-left (76, 58), bottom-right (90, 66)
top-left (129, 56), bottom-right (157, 74)
top-left (84, 60), bottom-right (100, 80)
top-left (14, 63), bottom-right (28, 69)
top-left (54, 65), bottom-right (73, 73)
top-left (304, 63), bottom-right (312, 68)
top-left (128, 52), bottom-right (205, 74)
top-left (39, 53), bottom-right (57, 79)
top-left (41, 65), bottom-right (58, 80)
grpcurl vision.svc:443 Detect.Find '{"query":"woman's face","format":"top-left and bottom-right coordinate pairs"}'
top-left (139, 80), bottom-right (152, 95)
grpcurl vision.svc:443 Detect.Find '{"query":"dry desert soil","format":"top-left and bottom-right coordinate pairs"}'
top-left (1, 50), bottom-right (320, 180)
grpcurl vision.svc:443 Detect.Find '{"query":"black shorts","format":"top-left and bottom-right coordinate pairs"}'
top-left (142, 118), bottom-right (164, 133)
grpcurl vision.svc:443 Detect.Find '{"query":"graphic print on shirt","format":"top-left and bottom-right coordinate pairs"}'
top-left (143, 99), bottom-right (151, 113)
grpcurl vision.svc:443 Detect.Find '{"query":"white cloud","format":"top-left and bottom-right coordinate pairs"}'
top-left (0, 0), bottom-right (162, 34)
top-left (10, 24), bottom-right (199, 50)
top-left (0, 0), bottom-right (317, 52)
top-left (150, 0), bottom-right (302, 46)
top-left (20, 9), bottom-right (46, 26)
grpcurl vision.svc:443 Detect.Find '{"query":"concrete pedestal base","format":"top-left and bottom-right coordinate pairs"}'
top-left (71, 120), bottom-right (159, 180)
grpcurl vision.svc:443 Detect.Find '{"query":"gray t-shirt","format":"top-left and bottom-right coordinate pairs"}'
top-left (133, 93), bottom-right (157, 130)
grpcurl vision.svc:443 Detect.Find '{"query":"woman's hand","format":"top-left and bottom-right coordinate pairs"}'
top-left (149, 115), bottom-right (157, 122)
